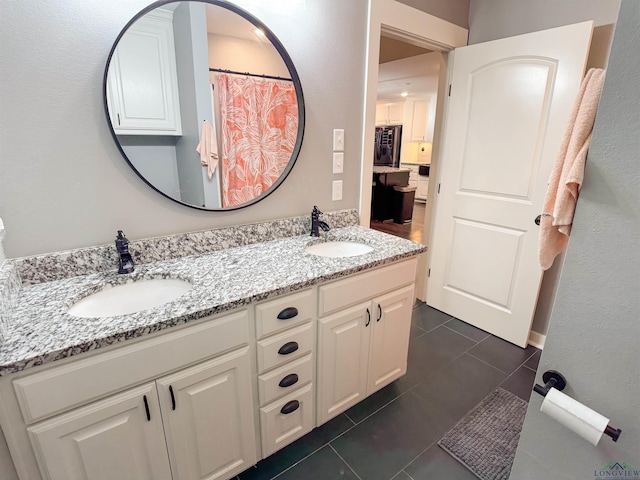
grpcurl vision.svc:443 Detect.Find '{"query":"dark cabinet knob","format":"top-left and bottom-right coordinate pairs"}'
top-left (535, 214), bottom-right (541, 225)
top-left (280, 400), bottom-right (300, 415)
top-left (277, 307), bottom-right (299, 320)
top-left (278, 341), bottom-right (299, 355)
top-left (278, 373), bottom-right (299, 388)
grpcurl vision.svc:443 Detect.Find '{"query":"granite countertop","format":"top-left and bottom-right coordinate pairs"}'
top-left (372, 166), bottom-right (411, 174)
top-left (0, 226), bottom-right (426, 376)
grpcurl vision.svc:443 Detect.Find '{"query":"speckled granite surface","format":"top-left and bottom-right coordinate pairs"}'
top-left (0, 225), bottom-right (425, 376)
top-left (12, 209), bottom-right (360, 285)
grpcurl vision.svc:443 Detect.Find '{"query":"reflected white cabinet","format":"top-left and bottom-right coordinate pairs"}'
top-left (27, 383), bottom-right (172, 480)
top-left (376, 102), bottom-right (404, 125)
top-left (317, 261), bottom-right (416, 425)
top-left (106, 10), bottom-right (182, 135)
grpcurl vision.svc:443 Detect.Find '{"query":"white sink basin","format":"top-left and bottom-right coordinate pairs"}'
top-left (304, 241), bottom-right (373, 258)
top-left (68, 279), bottom-right (193, 318)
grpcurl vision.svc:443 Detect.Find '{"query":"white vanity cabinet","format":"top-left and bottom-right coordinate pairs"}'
top-left (254, 289), bottom-right (317, 457)
top-left (106, 9), bottom-right (182, 136)
top-left (317, 260), bottom-right (416, 424)
top-left (27, 382), bottom-right (172, 480)
top-left (5, 310), bottom-right (257, 480)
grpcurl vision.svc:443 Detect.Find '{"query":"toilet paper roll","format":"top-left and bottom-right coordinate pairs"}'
top-left (540, 387), bottom-right (610, 445)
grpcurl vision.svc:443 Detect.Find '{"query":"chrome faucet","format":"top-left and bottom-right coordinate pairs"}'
top-left (310, 206), bottom-right (330, 237)
top-left (115, 230), bottom-right (135, 274)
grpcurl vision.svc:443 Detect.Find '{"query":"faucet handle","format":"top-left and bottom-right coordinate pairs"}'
top-left (312, 205), bottom-right (323, 215)
top-left (115, 230), bottom-right (129, 253)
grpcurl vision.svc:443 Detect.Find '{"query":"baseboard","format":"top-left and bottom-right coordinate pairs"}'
top-left (528, 331), bottom-right (546, 350)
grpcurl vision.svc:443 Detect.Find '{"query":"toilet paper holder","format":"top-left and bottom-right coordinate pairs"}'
top-left (533, 370), bottom-right (622, 442)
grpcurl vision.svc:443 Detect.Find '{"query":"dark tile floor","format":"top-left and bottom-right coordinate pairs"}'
top-left (237, 303), bottom-right (541, 480)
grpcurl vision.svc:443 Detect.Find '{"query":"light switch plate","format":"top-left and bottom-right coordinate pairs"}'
top-left (333, 129), bottom-right (344, 151)
top-left (332, 152), bottom-right (344, 174)
top-left (332, 180), bottom-right (343, 201)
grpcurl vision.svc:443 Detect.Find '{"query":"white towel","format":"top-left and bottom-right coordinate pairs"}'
top-left (196, 120), bottom-right (219, 179)
top-left (538, 68), bottom-right (606, 270)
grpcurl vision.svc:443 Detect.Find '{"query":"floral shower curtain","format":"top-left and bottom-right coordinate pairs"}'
top-left (218, 74), bottom-right (298, 208)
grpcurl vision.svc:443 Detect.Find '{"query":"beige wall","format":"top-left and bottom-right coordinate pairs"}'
top-left (397, 0), bottom-right (469, 28)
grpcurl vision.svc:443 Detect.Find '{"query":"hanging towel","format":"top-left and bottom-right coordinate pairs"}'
top-left (538, 68), bottom-right (606, 270)
top-left (196, 120), bottom-right (219, 179)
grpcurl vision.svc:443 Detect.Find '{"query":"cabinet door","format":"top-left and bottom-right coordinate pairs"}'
top-left (387, 103), bottom-right (404, 124)
top-left (410, 99), bottom-right (429, 141)
top-left (417, 176), bottom-right (429, 200)
top-left (107, 14), bottom-right (182, 135)
top-left (375, 105), bottom-right (388, 125)
top-left (156, 346), bottom-right (257, 480)
top-left (317, 302), bottom-right (371, 424)
top-left (27, 383), bottom-right (171, 480)
top-left (367, 285), bottom-right (415, 395)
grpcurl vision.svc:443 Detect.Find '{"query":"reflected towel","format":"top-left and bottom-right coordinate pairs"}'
top-left (539, 68), bottom-right (606, 270)
top-left (196, 120), bottom-right (219, 179)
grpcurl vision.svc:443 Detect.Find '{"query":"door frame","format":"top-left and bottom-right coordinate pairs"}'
top-left (360, 0), bottom-right (467, 299)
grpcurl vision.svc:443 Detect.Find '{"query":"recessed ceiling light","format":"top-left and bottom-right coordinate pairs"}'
top-left (400, 92), bottom-right (409, 97)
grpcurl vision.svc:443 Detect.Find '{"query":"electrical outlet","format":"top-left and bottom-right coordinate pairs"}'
top-left (332, 152), bottom-right (344, 174)
top-left (333, 129), bottom-right (344, 151)
top-left (332, 180), bottom-right (343, 201)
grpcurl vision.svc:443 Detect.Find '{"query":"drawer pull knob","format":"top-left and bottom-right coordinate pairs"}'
top-left (279, 373), bottom-right (299, 388)
top-left (377, 304), bottom-right (382, 322)
top-left (277, 307), bottom-right (299, 320)
top-left (278, 341), bottom-right (299, 355)
top-left (365, 308), bottom-right (371, 327)
top-left (280, 400), bottom-right (300, 415)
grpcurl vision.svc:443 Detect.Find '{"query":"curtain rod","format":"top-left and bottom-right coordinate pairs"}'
top-left (209, 68), bottom-right (292, 82)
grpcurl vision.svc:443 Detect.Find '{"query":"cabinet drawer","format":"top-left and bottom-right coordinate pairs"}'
top-left (319, 259), bottom-right (417, 316)
top-left (14, 310), bottom-right (249, 424)
top-left (256, 322), bottom-right (313, 374)
top-left (258, 354), bottom-right (313, 406)
top-left (259, 383), bottom-right (314, 457)
top-left (255, 289), bottom-right (316, 339)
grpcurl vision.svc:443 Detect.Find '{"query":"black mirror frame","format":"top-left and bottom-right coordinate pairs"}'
top-left (103, 0), bottom-right (305, 211)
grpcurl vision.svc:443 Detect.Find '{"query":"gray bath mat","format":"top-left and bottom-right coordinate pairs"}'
top-left (438, 387), bottom-right (528, 480)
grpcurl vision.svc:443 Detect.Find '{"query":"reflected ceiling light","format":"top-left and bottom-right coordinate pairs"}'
top-left (254, 28), bottom-right (265, 37)
top-left (400, 92), bottom-right (409, 97)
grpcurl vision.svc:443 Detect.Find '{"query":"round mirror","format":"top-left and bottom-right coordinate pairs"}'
top-left (103, 0), bottom-right (305, 210)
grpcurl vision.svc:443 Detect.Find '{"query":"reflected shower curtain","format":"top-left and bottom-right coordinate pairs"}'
top-left (218, 74), bottom-right (298, 208)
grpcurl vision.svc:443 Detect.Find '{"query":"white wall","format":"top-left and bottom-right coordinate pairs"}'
top-left (512, 2), bottom-right (640, 475)
top-left (0, 0), bottom-right (367, 258)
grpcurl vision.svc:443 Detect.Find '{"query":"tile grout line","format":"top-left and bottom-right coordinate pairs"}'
top-left (441, 321), bottom-right (491, 344)
top-left (268, 416), bottom-right (359, 480)
top-left (329, 444), bottom-right (363, 480)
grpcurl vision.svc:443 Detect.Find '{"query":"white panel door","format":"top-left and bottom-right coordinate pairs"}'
top-left (367, 285), bottom-right (415, 394)
top-left (317, 302), bottom-right (371, 424)
top-left (27, 383), bottom-right (171, 480)
top-left (427, 22), bottom-right (593, 347)
top-left (156, 347), bottom-right (257, 480)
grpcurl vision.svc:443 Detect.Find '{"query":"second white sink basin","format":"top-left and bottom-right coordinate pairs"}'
top-left (304, 241), bottom-right (373, 258)
top-left (68, 278), bottom-right (193, 318)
